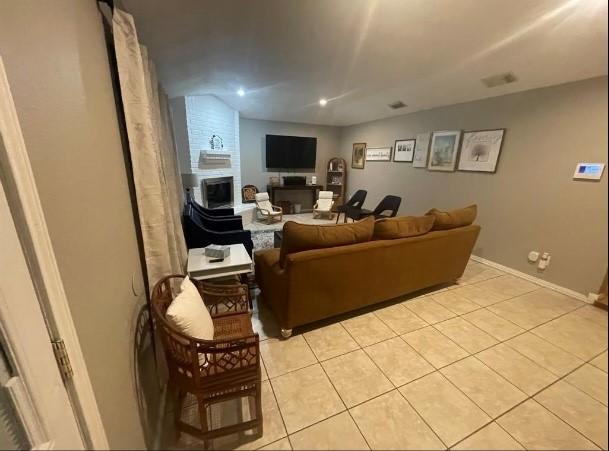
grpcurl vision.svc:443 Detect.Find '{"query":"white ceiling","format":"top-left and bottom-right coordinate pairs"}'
top-left (122, 0), bottom-right (608, 126)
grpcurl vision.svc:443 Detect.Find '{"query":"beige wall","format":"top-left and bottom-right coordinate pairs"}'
top-left (339, 77), bottom-right (608, 295)
top-left (0, 1), bottom-right (147, 448)
top-left (240, 118), bottom-right (342, 191)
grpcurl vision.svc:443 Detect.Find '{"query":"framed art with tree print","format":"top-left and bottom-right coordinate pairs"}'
top-left (458, 129), bottom-right (506, 173)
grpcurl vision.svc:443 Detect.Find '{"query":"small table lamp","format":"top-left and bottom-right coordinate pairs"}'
top-left (181, 173), bottom-right (199, 202)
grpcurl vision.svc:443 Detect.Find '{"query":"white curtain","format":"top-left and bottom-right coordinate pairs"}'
top-left (112, 9), bottom-right (187, 290)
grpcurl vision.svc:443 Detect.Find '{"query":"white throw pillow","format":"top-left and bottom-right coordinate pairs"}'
top-left (165, 277), bottom-right (214, 341)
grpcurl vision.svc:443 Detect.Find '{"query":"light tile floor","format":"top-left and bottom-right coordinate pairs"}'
top-left (164, 260), bottom-right (609, 450)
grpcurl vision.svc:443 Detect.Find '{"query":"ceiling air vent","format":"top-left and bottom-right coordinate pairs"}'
top-left (388, 100), bottom-right (407, 110)
top-left (481, 72), bottom-right (518, 88)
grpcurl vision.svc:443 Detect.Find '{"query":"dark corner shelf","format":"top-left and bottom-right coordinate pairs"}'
top-left (326, 157), bottom-right (347, 211)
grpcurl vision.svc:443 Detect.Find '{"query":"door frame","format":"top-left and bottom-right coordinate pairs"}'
top-left (0, 56), bottom-right (109, 449)
top-left (0, 172), bottom-right (83, 449)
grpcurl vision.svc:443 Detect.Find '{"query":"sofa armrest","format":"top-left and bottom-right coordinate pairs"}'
top-left (254, 249), bottom-right (289, 327)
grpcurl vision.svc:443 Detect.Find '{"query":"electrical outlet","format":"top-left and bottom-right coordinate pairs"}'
top-left (538, 252), bottom-right (551, 270)
top-left (528, 251), bottom-right (540, 262)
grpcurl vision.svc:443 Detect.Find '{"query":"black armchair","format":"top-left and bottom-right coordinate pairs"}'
top-left (335, 190), bottom-right (367, 224)
top-left (188, 202), bottom-right (244, 232)
top-left (189, 200), bottom-right (236, 218)
top-left (183, 203), bottom-right (254, 256)
top-left (359, 195), bottom-right (402, 220)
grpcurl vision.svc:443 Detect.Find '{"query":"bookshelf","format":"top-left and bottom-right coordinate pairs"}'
top-left (326, 157), bottom-right (346, 211)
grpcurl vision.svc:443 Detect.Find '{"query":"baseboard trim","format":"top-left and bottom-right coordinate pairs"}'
top-left (470, 255), bottom-right (591, 303)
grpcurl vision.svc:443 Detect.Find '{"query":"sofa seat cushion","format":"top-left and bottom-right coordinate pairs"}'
top-left (279, 216), bottom-right (374, 267)
top-left (166, 277), bottom-right (214, 341)
top-left (373, 215), bottom-right (435, 240)
top-left (426, 204), bottom-right (477, 230)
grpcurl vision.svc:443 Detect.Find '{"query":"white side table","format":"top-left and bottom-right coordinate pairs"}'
top-left (187, 244), bottom-right (253, 280)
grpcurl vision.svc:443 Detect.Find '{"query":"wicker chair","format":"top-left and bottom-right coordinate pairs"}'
top-left (151, 275), bottom-right (262, 448)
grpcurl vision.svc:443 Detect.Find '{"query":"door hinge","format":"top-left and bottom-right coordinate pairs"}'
top-left (51, 339), bottom-right (73, 382)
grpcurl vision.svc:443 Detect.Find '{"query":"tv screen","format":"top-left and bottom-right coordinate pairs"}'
top-left (265, 134), bottom-right (317, 169)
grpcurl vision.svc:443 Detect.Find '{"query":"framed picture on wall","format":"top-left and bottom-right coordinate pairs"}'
top-left (458, 129), bottom-right (506, 173)
top-left (412, 133), bottom-right (431, 168)
top-left (366, 147), bottom-right (392, 161)
top-left (428, 130), bottom-right (461, 171)
top-left (352, 142), bottom-right (366, 169)
top-left (393, 139), bottom-right (416, 162)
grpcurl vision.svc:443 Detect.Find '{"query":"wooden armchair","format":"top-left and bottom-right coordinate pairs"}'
top-left (151, 275), bottom-right (262, 449)
top-left (313, 190), bottom-right (335, 219)
top-left (255, 192), bottom-right (283, 224)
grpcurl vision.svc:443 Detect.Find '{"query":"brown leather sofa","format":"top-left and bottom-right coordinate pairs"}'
top-left (255, 209), bottom-right (480, 337)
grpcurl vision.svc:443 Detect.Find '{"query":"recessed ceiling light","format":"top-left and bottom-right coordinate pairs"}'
top-left (319, 98), bottom-right (328, 106)
top-left (237, 88), bottom-right (245, 97)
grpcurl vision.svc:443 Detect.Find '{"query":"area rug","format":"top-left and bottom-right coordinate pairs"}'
top-left (251, 230), bottom-right (275, 252)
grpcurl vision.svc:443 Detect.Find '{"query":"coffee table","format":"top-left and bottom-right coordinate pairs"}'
top-left (187, 244), bottom-right (253, 280)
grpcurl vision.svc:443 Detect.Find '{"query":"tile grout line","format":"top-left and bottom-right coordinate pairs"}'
top-left (266, 332), bottom-right (346, 442)
top-left (265, 378), bottom-right (293, 450)
top-left (388, 284), bottom-right (604, 447)
top-left (258, 292), bottom-right (590, 394)
top-left (444, 344), bottom-right (602, 450)
top-left (174, 262), bottom-right (605, 449)
top-left (528, 350), bottom-right (609, 450)
top-left (300, 333), bottom-right (374, 451)
top-left (265, 329), bottom-right (333, 449)
top-left (303, 322), bottom-right (363, 362)
top-left (396, 389), bottom-right (450, 449)
top-left (339, 317), bottom-right (449, 449)
top-left (492, 420), bottom-right (528, 451)
top-left (374, 267), bottom-right (603, 444)
top-left (420, 278), bottom-right (596, 371)
top-left (450, 345), bottom-right (609, 449)
top-left (253, 262), bottom-right (606, 449)
top-left (416, 303), bottom-right (606, 447)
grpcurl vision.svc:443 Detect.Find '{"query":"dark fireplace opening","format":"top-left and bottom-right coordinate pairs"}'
top-left (202, 176), bottom-right (234, 209)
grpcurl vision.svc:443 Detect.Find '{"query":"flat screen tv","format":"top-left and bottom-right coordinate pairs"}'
top-left (265, 134), bottom-right (317, 170)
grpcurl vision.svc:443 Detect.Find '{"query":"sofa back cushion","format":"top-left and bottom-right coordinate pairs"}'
top-left (373, 215), bottom-right (435, 240)
top-left (426, 204), bottom-right (477, 230)
top-left (279, 216), bottom-right (375, 267)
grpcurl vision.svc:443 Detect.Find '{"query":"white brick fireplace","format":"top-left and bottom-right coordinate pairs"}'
top-left (170, 95), bottom-right (242, 207)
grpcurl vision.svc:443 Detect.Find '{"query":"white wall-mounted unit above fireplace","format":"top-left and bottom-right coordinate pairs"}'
top-left (198, 151), bottom-right (232, 169)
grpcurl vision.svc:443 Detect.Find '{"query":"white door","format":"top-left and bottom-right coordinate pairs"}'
top-left (0, 171), bottom-right (84, 449)
top-left (0, 54), bottom-right (107, 449)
